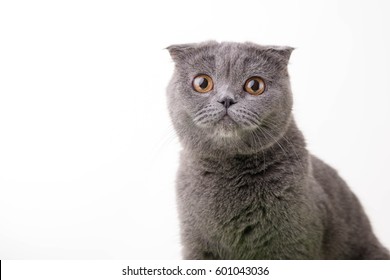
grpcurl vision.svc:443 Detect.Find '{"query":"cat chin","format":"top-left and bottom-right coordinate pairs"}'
top-left (212, 115), bottom-right (240, 137)
top-left (213, 128), bottom-right (238, 138)
top-left (202, 121), bottom-right (260, 140)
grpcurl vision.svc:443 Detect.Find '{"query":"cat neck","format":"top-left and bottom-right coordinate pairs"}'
top-left (184, 117), bottom-right (308, 166)
top-left (181, 118), bottom-right (310, 194)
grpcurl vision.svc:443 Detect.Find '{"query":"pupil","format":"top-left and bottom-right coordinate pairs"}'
top-left (250, 80), bottom-right (260, 91)
top-left (199, 78), bottom-right (208, 89)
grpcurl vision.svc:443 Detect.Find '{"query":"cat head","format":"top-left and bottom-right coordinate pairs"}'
top-left (166, 41), bottom-right (294, 156)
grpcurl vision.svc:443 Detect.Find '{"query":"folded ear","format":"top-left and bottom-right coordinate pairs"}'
top-left (166, 41), bottom-right (218, 63)
top-left (263, 45), bottom-right (295, 64)
top-left (166, 43), bottom-right (197, 63)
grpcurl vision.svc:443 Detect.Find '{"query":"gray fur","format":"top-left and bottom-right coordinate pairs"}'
top-left (166, 41), bottom-right (389, 259)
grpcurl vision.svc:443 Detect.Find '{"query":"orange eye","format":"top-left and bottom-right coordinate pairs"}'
top-left (193, 74), bottom-right (213, 93)
top-left (244, 76), bottom-right (266, 95)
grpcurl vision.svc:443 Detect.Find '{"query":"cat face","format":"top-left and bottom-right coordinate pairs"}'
top-left (167, 41), bottom-right (294, 155)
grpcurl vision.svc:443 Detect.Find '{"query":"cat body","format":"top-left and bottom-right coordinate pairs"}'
top-left (166, 41), bottom-right (389, 259)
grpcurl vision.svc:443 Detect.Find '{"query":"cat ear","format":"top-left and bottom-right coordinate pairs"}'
top-left (166, 44), bottom-right (197, 62)
top-left (263, 46), bottom-right (295, 64)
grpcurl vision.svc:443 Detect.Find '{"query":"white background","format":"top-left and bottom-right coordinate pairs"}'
top-left (0, 0), bottom-right (389, 259)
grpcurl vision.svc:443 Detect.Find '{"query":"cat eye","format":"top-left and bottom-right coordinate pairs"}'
top-left (244, 77), bottom-right (266, 95)
top-left (193, 74), bottom-right (213, 93)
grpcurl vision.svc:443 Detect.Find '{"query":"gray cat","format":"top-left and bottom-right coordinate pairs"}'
top-left (166, 41), bottom-right (389, 260)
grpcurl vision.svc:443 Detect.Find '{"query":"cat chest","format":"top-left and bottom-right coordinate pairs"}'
top-left (183, 171), bottom-right (288, 257)
top-left (183, 170), bottom-right (276, 233)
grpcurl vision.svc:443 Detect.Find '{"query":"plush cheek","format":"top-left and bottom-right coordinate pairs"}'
top-left (258, 86), bottom-right (292, 125)
top-left (173, 82), bottom-right (210, 118)
top-left (243, 92), bottom-right (275, 117)
top-left (241, 84), bottom-right (290, 120)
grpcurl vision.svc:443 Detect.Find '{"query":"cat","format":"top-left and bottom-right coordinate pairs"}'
top-left (166, 41), bottom-right (389, 259)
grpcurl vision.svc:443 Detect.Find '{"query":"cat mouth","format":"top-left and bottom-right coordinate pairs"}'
top-left (220, 113), bottom-right (236, 123)
top-left (216, 113), bottom-right (238, 130)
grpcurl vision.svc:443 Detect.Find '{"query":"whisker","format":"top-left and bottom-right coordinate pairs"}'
top-left (258, 125), bottom-right (300, 185)
top-left (260, 119), bottom-right (306, 173)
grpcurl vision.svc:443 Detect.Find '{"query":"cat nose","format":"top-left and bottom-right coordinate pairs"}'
top-left (218, 97), bottom-right (237, 109)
